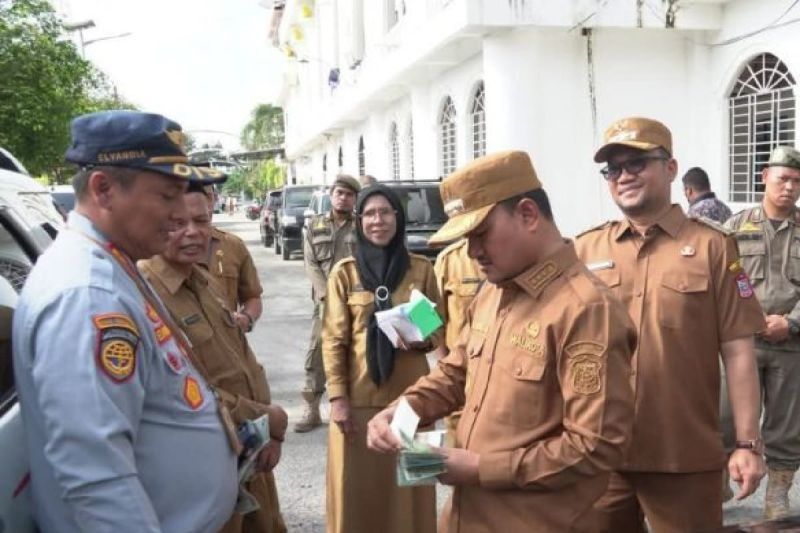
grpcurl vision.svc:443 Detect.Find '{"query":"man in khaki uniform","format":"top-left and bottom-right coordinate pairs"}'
top-left (433, 238), bottom-right (484, 443)
top-left (295, 174), bottom-right (360, 432)
top-left (140, 184), bottom-right (289, 533)
top-left (724, 146), bottom-right (800, 518)
top-left (575, 117), bottom-right (766, 531)
top-left (367, 150), bottom-right (637, 532)
top-left (202, 225), bottom-right (263, 332)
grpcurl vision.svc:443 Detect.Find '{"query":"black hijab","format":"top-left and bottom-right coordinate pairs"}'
top-left (354, 185), bottom-right (410, 386)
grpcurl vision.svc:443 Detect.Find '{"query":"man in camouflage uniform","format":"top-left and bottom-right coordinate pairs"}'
top-left (295, 175), bottom-right (360, 432)
top-left (724, 146), bottom-right (800, 518)
top-left (683, 167), bottom-right (732, 223)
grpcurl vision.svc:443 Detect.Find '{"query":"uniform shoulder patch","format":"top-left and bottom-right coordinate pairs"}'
top-left (93, 313), bottom-right (140, 382)
top-left (575, 221), bottom-right (614, 240)
top-left (690, 216), bottom-right (733, 236)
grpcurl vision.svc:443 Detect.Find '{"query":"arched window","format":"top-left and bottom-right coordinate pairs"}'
top-left (439, 96), bottom-right (457, 178)
top-left (471, 82), bottom-right (486, 159)
top-left (729, 53), bottom-right (796, 203)
top-left (358, 136), bottom-right (365, 176)
top-left (407, 118), bottom-right (415, 180)
top-left (389, 122), bottom-right (400, 181)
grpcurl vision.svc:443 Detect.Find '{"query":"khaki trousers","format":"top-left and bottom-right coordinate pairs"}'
top-left (587, 470), bottom-right (722, 532)
top-left (302, 303), bottom-right (326, 394)
top-left (720, 347), bottom-right (800, 469)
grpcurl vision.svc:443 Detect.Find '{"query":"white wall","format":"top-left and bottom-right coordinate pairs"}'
top-left (279, 0), bottom-right (800, 234)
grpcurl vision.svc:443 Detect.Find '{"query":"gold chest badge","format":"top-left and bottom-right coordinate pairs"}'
top-left (510, 321), bottom-right (544, 358)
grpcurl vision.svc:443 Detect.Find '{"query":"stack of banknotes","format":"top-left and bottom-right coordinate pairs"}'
top-left (397, 430), bottom-right (446, 487)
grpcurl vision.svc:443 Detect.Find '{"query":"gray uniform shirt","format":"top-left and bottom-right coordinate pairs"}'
top-left (12, 212), bottom-right (237, 532)
top-left (726, 206), bottom-right (800, 352)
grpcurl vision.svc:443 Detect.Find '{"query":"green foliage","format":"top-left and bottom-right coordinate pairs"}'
top-left (240, 104), bottom-right (284, 150)
top-left (0, 0), bottom-right (133, 177)
top-left (221, 160), bottom-right (285, 200)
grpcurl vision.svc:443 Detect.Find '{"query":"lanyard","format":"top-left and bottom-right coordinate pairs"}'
top-left (70, 229), bottom-right (242, 454)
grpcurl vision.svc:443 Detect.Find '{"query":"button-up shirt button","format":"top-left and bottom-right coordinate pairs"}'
top-left (515, 368), bottom-right (523, 376)
top-left (472, 405), bottom-right (479, 413)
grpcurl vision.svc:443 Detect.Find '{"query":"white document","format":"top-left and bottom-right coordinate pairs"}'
top-left (390, 397), bottom-right (420, 443)
top-left (374, 289), bottom-right (436, 348)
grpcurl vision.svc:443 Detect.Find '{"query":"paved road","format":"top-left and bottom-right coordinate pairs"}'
top-left (216, 213), bottom-right (794, 531)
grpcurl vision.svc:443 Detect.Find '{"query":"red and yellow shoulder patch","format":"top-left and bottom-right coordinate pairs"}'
top-left (93, 313), bottom-right (140, 382)
top-left (183, 375), bottom-right (204, 409)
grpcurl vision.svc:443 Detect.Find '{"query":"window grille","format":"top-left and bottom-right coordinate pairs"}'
top-left (358, 136), bottom-right (365, 176)
top-left (407, 118), bottom-right (415, 179)
top-left (729, 53), bottom-right (796, 203)
top-left (440, 96), bottom-right (457, 178)
top-left (389, 122), bottom-right (400, 181)
top-left (471, 82), bottom-right (486, 159)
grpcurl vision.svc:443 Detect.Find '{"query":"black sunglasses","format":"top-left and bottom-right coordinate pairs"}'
top-left (600, 156), bottom-right (668, 181)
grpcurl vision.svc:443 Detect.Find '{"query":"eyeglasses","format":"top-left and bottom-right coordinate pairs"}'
top-left (359, 207), bottom-right (397, 221)
top-left (600, 156), bottom-right (668, 181)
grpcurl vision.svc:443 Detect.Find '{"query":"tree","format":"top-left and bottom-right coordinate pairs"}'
top-left (0, 0), bottom-right (130, 177)
top-left (240, 104), bottom-right (284, 150)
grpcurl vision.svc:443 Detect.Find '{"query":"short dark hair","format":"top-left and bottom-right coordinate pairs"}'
top-left (682, 167), bottom-right (710, 191)
top-left (498, 188), bottom-right (553, 221)
top-left (72, 166), bottom-right (139, 199)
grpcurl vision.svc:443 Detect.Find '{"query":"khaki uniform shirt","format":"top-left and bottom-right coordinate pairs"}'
top-left (401, 242), bottom-right (636, 533)
top-left (140, 256), bottom-right (272, 422)
top-left (575, 205), bottom-right (765, 472)
top-left (322, 255), bottom-right (442, 407)
top-left (726, 206), bottom-right (800, 352)
top-left (433, 239), bottom-right (484, 351)
top-left (204, 227), bottom-right (263, 312)
top-left (304, 213), bottom-right (357, 303)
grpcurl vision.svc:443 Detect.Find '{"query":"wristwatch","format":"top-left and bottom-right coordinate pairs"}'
top-left (735, 438), bottom-right (764, 455)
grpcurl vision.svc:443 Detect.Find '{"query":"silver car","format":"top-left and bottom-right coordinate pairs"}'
top-left (0, 165), bottom-right (63, 532)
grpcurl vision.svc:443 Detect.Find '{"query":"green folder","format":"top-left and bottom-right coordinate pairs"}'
top-left (406, 297), bottom-right (443, 339)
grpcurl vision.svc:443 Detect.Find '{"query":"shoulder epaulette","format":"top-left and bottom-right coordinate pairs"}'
top-left (690, 216), bottom-right (733, 236)
top-left (575, 220), bottom-right (614, 239)
top-left (438, 239), bottom-right (467, 258)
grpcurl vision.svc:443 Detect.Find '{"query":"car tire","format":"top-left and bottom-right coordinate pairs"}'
top-left (281, 239), bottom-right (290, 261)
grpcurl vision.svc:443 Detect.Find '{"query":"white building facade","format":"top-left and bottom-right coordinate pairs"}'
top-left (271, 0), bottom-right (798, 236)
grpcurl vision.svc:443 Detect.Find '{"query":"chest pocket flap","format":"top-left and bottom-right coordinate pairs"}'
top-left (738, 238), bottom-right (766, 256)
top-left (661, 272), bottom-right (708, 293)
top-left (511, 352), bottom-right (546, 382)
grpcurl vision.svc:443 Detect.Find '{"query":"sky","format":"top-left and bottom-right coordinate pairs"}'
top-left (54, 0), bottom-right (286, 152)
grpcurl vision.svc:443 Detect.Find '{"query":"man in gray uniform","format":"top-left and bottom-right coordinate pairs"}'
top-left (295, 174), bottom-right (360, 432)
top-left (13, 110), bottom-right (237, 532)
top-left (725, 146), bottom-right (800, 518)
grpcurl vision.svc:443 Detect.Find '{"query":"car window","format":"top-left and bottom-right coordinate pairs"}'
top-left (320, 194), bottom-right (331, 214)
top-left (0, 215), bottom-right (33, 407)
top-left (285, 188), bottom-right (315, 208)
top-left (393, 186), bottom-right (447, 225)
top-left (51, 191), bottom-right (76, 213)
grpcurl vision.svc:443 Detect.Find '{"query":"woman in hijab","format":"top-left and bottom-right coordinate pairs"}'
top-left (322, 184), bottom-right (441, 533)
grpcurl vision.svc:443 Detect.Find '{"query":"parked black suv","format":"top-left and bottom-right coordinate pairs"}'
top-left (383, 180), bottom-right (446, 260)
top-left (275, 184), bottom-right (322, 260)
